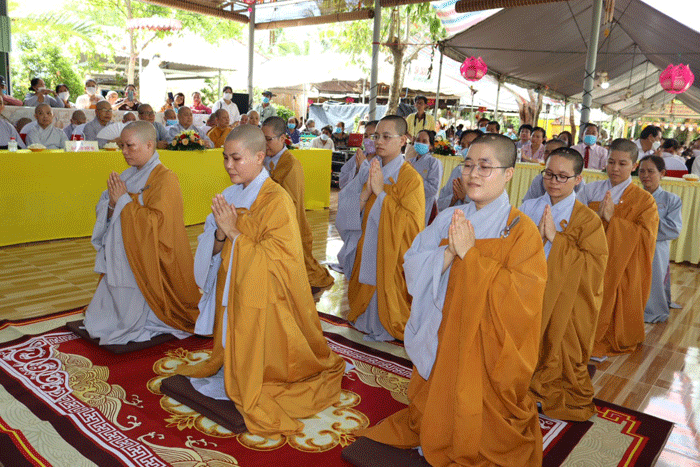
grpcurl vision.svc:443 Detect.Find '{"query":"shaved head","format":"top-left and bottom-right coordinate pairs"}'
top-left (34, 103), bottom-right (51, 115)
top-left (226, 123), bottom-right (266, 155)
top-left (215, 108), bottom-right (228, 119)
top-left (122, 120), bottom-right (157, 145)
top-left (95, 101), bottom-right (111, 112)
top-left (470, 133), bottom-right (517, 167)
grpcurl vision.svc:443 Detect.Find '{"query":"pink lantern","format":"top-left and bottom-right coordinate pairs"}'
top-left (346, 97), bottom-right (355, 104)
top-left (427, 98), bottom-right (435, 106)
top-left (659, 64), bottom-right (695, 94)
top-left (460, 56), bottom-right (488, 82)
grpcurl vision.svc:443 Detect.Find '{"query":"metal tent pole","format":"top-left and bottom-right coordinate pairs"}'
top-left (247, 3), bottom-right (255, 112)
top-left (494, 76), bottom-right (501, 121)
top-left (580, 0), bottom-right (604, 139)
top-left (369, 0), bottom-right (381, 120)
top-left (433, 47), bottom-right (444, 120)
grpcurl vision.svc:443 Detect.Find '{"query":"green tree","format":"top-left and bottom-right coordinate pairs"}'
top-left (320, 4), bottom-right (446, 113)
top-left (11, 36), bottom-right (85, 101)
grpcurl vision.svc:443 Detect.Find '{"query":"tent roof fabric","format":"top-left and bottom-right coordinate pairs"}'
top-left (440, 0), bottom-right (700, 118)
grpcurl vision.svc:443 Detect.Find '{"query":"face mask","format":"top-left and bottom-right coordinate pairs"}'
top-left (86, 87), bottom-right (96, 96)
top-left (127, 90), bottom-right (134, 100)
top-left (288, 123), bottom-right (296, 130)
top-left (58, 91), bottom-right (70, 101)
top-left (414, 142), bottom-right (429, 155)
top-left (166, 119), bottom-right (178, 126)
top-left (334, 127), bottom-right (342, 134)
top-left (1, 89), bottom-right (6, 95)
top-left (320, 133), bottom-right (329, 141)
top-left (37, 86), bottom-right (46, 93)
top-left (363, 138), bottom-right (375, 155)
top-left (262, 97), bottom-right (270, 104)
top-left (479, 126), bottom-right (487, 133)
top-left (461, 146), bottom-right (470, 157)
top-left (583, 134), bottom-right (597, 146)
top-left (652, 140), bottom-right (662, 151)
top-left (224, 92), bottom-right (233, 100)
top-left (454, 145), bottom-right (462, 153)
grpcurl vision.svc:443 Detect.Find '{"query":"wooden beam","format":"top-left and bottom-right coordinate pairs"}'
top-left (255, 9), bottom-right (374, 30)
top-left (141, 0), bottom-right (249, 24)
top-left (455, 0), bottom-right (565, 14)
top-left (379, 0), bottom-right (429, 8)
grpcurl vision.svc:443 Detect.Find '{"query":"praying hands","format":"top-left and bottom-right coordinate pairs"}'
top-left (539, 204), bottom-right (556, 244)
top-left (107, 172), bottom-right (127, 209)
top-left (448, 209), bottom-right (475, 260)
top-left (212, 194), bottom-right (239, 241)
top-left (598, 191), bottom-right (614, 222)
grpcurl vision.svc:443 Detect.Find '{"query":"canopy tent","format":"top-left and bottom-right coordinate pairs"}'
top-left (440, 0), bottom-right (700, 119)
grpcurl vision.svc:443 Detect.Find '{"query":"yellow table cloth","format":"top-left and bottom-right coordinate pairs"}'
top-left (0, 148), bottom-right (331, 247)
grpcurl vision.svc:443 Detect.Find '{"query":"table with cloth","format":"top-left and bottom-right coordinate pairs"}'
top-left (433, 157), bottom-right (700, 264)
top-left (0, 148), bottom-right (331, 247)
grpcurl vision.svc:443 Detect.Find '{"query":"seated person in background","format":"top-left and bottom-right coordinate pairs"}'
top-left (55, 83), bottom-right (73, 108)
top-left (0, 97), bottom-right (26, 149)
top-left (160, 95), bottom-right (174, 113)
top-left (577, 138), bottom-right (659, 357)
top-left (177, 125), bottom-right (344, 437)
top-left (106, 90), bottom-right (120, 109)
top-left (408, 129), bottom-right (442, 225)
top-left (247, 110), bottom-right (260, 127)
top-left (173, 92), bottom-right (186, 112)
top-left (212, 86), bottom-right (240, 122)
top-left (207, 109), bottom-right (232, 148)
top-left (332, 121), bottom-right (349, 148)
top-left (84, 121), bottom-right (201, 345)
top-left (201, 113), bottom-right (217, 136)
top-left (23, 78), bottom-right (65, 108)
top-left (639, 156), bottom-right (682, 323)
top-left (522, 148), bottom-right (607, 421)
top-left (123, 112), bottom-right (136, 123)
top-left (261, 116), bottom-right (335, 294)
top-left (521, 126), bottom-right (546, 162)
top-left (437, 129), bottom-right (480, 210)
top-left (335, 115), bottom-right (424, 341)
top-left (659, 138), bottom-right (689, 173)
top-left (0, 75), bottom-right (23, 106)
top-left (406, 95), bottom-right (435, 141)
top-left (137, 104), bottom-right (169, 149)
top-left (116, 84), bottom-right (140, 111)
top-left (167, 106), bottom-right (213, 148)
top-left (64, 110), bottom-right (86, 138)
top-left (303, 118), bottom-right (320, 136)
top-left (95, 112), bottom-right (137, 145)
top-left (191, 91), bottom-right (212, 115)
top-left (557, 130), bottom-right (573, 147)
top-left (83, 101), bottom-right (114, 148)
top-left (338, 121), bottom-right (376, 189)
top-left (26, 104), bottom-right (68, 149)
top-left (238, 113), bottom-right (249, 125)
top-left (357, 134), bottom-right (546, 465)
top-left (310, 125), bottom-right (335, 151)
top-left (523, 138), bottom-right (585, 201)
top-left (75, 78), bottom-right (106, 110)
top-left (486, 120), bottom-right (500, 134)
top-left (476, 117), bottom-right (490, 132)
top-left (286, 117), bottom-right (301, 144)
top-left (571, 123), bottom-right (607, 169)
top-left (164, 109), bottom-right (178, 127)
top-left (505, 124), bottom-right (517, 140)
top-left (515, 123), bottom-right (533, 149)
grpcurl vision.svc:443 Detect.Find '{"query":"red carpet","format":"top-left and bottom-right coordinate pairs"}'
top-left (0, 309), bottom-right (673, 466)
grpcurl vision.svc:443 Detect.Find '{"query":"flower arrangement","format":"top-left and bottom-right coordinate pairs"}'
top-left (433, 140), bottom-right (456, 156)
top-left (169, 130), bottom-right (206, 151)
top-left (283, 134), bottom-right (296, 150)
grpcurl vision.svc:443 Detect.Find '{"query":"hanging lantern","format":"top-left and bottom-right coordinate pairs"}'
top-left (659, 64), bottom-right (695, 94)
top-left (346, 97), bottom-right (355, 104)
top-left (242, 0), bottom-right (256, 5)
top-left (307, 98), bottom-right (314, 105)
top-left (460, 56), bottom-right (488, 82)
top-left (427, 98), bottom-right (435, 106)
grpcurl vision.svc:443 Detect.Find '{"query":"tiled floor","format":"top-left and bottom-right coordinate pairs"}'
top-left (0, 190), bottom-right (698, 465)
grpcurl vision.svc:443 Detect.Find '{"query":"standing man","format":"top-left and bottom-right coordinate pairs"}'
top-left (634, 125), bottom-right (662, 160)
top-left (261, 116), bottom-right (335, 294)
top-left (256, 91), bottom-right (277, 122)
top-left (571, 123), bottom-right (608, 169)
top-left (75, 78), bottom-right (106, 110)
top-left (336, 115), bottom-right (425, 341)
top-left (406, 95), bottom-right (435, 141)
top-left (84, 121), bottom-right (201, 345)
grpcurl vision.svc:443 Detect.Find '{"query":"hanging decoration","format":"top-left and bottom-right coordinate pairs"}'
top-left (659, 64), bottom-right (695, 94)
top-left (427, 98), bottom-right (435, 106)
top-left (345, 97), bottom-right (355, 104)
top-left (460, 57), bottom-right (488, 82)
top-left (126, 17), bottom-right (182, 32)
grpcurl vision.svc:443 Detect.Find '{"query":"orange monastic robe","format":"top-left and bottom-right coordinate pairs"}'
top-left (207, 126), bottom-right (232, 148)
top-left (360, 209), bottom-right (547, 466)
top-left (269, 150), bottom-right (334, 290)
top-left (177, 178), bottom-right (344, 437)
top-left (589, 183), bottom-right (659, 357)
top-left (347, 163), bottom-right (425, 340)
top-left (121, 164), bottom-right (200, 332)
top-left (529, 201), bottom-right (608, 421)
